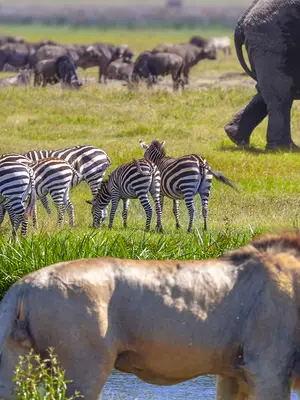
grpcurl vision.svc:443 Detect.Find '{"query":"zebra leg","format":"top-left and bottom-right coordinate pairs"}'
top-left (138, 194), bottom-right (152, 232)
top-left (199, 179), bottom-right (212, 231)
top-left (56, 203), bottom-right (65, 227)
top-left (150, 190), bottom-right (163, 233)
top-left (21, 214), bottom-right (29, 237)
top-left (160, 195), bottom-right (164, 213)
top-left (200, 193), bottom-right (209, 231)
top-left (108, 196), bottom-right (120, 229)
top-left (64, 188), bottom-right (74, 227)
top-left (40, 196), bottom-right (51, 216)
top-left (172, 200), bottom-right (181, 230)
top-left (7, 208), bottom-right (17, 238)
top-left (0, 204), bottom-right (6, 225)
top-left (65, 200), bottom-right (75, 227)
top-left (184, 196), bottom-right (195, 233)
top-left (122, 199), bottom-right (130, 228)
top-left (32, 203), bottom-right (38, 230)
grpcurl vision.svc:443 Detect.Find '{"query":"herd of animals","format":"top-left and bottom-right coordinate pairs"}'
top-left (0, 141), bottom-right (237, 238)
top-left (2, 1), bottom-right (300, 400)
top-left (0, 34), bottom-right (231, 90)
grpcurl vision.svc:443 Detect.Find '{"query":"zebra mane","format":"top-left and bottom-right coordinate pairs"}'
top-left (150, 140), bottom-right (166, 156)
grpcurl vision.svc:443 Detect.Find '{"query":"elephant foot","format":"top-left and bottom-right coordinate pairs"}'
top-left (224, 120), bottom-right (250, 147)
top-left (265, 141), bottom-right (300, 151)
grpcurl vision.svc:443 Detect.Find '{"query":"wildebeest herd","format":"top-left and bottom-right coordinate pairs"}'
top-left (0, 34), bottom-right (230, 90)
top-left (0, 140), bottom-right (237, 238)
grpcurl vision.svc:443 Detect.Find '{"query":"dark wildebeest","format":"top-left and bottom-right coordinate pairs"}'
top-left (152, 43), bottom-right (217, 84)
top-left (31, 45), bottom-right (68, 66)
top-left (2, 232), bottom-right (300, 398)
top-left (133, 51), bottom-right (185, 90)
top-left (0, 70), bottom-right (32, 88)
top-left (189, 35), bottom-right (209, 49)
top-left (33, 55), bottom-right (82, 88)
top-left (81, 43), bottom-right (133, 83)
top-left (104, 60), bottom-right (134, 84)
top-left (0, 36), bottom-right (24, 46)
top-left (0, 43), bottom-right (32, 71)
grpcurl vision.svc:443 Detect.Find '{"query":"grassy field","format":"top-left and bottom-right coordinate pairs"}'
top-left (0, 25), bottom-right (299, 298)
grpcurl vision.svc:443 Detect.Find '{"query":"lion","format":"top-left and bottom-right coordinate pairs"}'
top-left (0, 232), bottom-right (300, 399)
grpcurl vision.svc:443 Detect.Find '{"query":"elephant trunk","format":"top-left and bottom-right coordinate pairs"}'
top-left (234, 24), bottom-right (257, 81)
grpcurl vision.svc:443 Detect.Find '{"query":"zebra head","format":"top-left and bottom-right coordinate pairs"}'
top-left (86, 180), bottom-right (111, 228)
top-left (139, 139), bottom-right (165, 165)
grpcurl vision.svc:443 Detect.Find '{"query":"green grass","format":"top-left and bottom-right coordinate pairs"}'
top-left (0, 25), bottom-right (298, 298)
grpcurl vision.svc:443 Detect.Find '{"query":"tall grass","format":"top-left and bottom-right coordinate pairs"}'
top-left (0, 228), bottom-right (257, 300)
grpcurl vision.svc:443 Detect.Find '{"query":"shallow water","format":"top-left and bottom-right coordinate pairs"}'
top-left (102, 371), bottom-right (298, 399)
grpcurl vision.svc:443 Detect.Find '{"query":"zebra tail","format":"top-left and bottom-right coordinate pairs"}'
top-left (133, 158), bottom-right (152, 176)
top-left (210, 169), bottom-right (238, 192)
top-left (24, 168), bottom-right (37, 217)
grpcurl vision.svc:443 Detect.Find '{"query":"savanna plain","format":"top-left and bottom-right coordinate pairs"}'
top-left (0, 23), bottom-right (299, 301)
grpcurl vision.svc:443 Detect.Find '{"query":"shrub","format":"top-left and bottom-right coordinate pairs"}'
top-left (13, 348), bottom-right (83, 400)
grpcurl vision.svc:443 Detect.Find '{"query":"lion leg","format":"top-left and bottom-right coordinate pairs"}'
top-left (216, 376), bottom-right (249, 400)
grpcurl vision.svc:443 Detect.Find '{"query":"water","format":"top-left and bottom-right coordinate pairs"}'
top-left (102, 371), bottom-right (298, 399)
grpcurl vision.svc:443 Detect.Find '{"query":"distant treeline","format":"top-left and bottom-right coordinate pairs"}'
top-left (0, 4), bottom-right (243, 28)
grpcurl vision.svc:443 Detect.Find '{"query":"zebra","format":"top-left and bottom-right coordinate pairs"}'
top-left (24, 145), bottom-right (111, 197)
top-left (0, 160), bottom-right (36, 237)
top-left (0, 153), bottom-right (32, 226)
top-left (86, 158), bottom-right (162, 232)
top-left (29, 157), bottom-right (82, 228)
top-left (139, 139), bottom-right (237, 232)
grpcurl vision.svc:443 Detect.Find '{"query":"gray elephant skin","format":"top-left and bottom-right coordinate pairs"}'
top-left (225, 0), bottom-right (300, 150)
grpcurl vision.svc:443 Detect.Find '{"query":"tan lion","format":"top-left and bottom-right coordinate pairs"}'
top-left (1, 233), bottom-right (300, 399)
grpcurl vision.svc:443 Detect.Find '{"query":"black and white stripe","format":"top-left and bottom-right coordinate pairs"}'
top-left (87, 158), bottom-right (162, 231)
top-left (0, 153), bottom-right (32, 226)
top-left (0, 160), bottom-right (36, 237)
top-left (24, 145), bottom-right (111, 197)
top-left (30, 157), bottom-right (81, 228)
top-left (139, 139), bottom-right (237, 232)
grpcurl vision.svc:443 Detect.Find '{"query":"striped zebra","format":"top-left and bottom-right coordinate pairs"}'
top-left (24, 145), bottom-right (111, 197)
top-left (30, 158), bottom-right (82, 228)
top-left (86, 158), bottom-right (162, 232)
top-left (0, 153), bottom-right (32, 226)
top-left (139, 139), bottom-right (237, 232)
top-left (0, 160), bottom-right (36, 237)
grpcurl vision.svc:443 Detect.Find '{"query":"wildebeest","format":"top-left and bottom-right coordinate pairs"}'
top-left (0, 70), bottom-right (32, 88)
top-left (104, 60), bottom-right (134, 84)
top-left (33, 55), bottom-right (82, 88)
top-left (133, 51), bottom-right (185, 90)
top-left (189, 35), bottom-right (209, 49)
top-left (152, 43), bottom-right (216, 84)
top-left (1, 232), bottom-right (300, 398)
top-left (32, 44), bottom-right (68, 66)
top-left (80, 43), bottom-right (133, 83)
top-left (0, 43), bottom-right (32, 71)
top-left (0, 36), bottom-right (24, 46)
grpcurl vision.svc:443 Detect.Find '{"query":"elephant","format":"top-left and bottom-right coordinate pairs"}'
top-left (225, 0), bottom-right (300, 150)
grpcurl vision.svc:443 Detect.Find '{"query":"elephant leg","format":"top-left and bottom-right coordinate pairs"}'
top-left (264, 97), bottom-right (294, 150)
top-left (225, 92), bottom-right (267, 146)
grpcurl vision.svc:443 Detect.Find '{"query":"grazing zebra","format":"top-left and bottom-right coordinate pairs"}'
top-left (0, 160), bottom-right (36, 237)
top-left (86, 158), bottom-right (162, 232)
top-left (139, 139), bottom-right (237, 232)
top-left (24, 145), bottom-right (111, 197)
top-left (30, 158), bottom-right (82, 228)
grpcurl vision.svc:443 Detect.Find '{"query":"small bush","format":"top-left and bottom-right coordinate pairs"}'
top-left (13, 348), bottom-right (83, 400)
